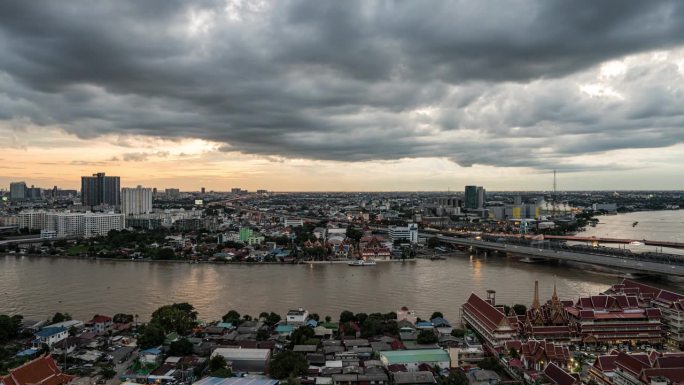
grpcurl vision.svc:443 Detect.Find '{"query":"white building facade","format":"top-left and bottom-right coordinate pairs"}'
top-left (121, 186), bottom-right (153, 216)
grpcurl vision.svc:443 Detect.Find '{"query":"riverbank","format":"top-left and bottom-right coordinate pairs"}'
top-left (1, 252), bottom-right (418, 265)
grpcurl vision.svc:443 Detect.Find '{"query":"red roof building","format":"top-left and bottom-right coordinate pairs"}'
top-left (589, 351), bottom-right (684, 385)
top-left (461, 292), bottom-right (515, 347)
top-left (504, 339), bottom-right (571, 372)
top-left (608, 279), bottom-right (684, 349)
top-left (0, 355), bottom-right (73, 385)
top-left (543, 363), bottom-right (580, 385)
top-left (564, 294), bottom-right (663, 345)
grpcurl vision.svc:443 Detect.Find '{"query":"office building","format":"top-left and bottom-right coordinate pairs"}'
top-left (477, 186), bottom-right (486, 208)
top-left (121, 186), bottom-right (153, 215)
top-left (165, 188), bottom-right (180, 199)
top-left (27, 185), bottom-right (42, 200)
top-left (9, 182), bottom-right (27, 201)
top-left (388, 223), bottom-right (418, 244)
top-left (81, 173), bottom-right (120, 207)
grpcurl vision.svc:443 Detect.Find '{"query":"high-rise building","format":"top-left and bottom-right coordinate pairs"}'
top-left (81, 173), bottom-right (120, 207)
top-left (9, 182), bottom-right (27, 201)
top-left (121, 186), bottom-right (153, 215)
top-left (165, 188), bottom-right (180, 199)
top-left (27, 185), bottom-right (42, 200)
top-left (83, 213), bottom-right (125, 238)
top-left (464, 185), bottom-right (478, 209)
top-left (464, 185), bottom-right (486, 209)
top-left (17, 210), bottom-right (47, 230)
top-left (477, 186), bottom-right (486, 209)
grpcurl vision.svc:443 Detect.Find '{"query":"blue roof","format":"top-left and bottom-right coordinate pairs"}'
top-left (306, 319), bottom-right (318, 327)
top-left (430, 317), bottom-right (452, 327)
top-left (275, 324), bottom-right (294, 333)
top-left (141, 347), bottom-right (162, 355)
top-left (415, 321), bottom-right (433, 327)
top-left (16, 348), bottom-right (39, 357)
top-left (216, 322), bottom-right (233, 329)
top-left (35, 326), bottom-right (67, 337)
top-left (194, 377), bottom-right (279, 385)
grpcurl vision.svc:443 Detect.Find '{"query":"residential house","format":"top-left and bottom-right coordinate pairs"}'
top-left (287, 308), bottom-right (309, 324)
top-left (85, 314), bottom-right (113, 335)
top-left (33, 327), bottom-right (68, 348)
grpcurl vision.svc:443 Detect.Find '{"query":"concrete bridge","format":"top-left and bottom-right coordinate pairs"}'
top-left (433, 234), bottom-right (684, 277)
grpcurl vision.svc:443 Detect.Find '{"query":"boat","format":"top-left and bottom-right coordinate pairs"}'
top-left (348, 259), bottom-right (377, 266)
top-left (632, 221), bottom-right (639, 227)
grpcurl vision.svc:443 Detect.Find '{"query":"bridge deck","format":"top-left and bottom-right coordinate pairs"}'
top-left (434, 235), bottom-right (684, 277)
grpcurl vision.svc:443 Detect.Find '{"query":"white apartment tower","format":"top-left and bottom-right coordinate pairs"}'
top-left (84, 213), bottom-right (125, 238)
top-left (121, 186), bottom-right (153, 216)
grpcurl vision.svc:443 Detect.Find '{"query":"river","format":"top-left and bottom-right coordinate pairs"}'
top-left (576, 210), bottom-right (684, 255)
top-left (0, 210), bottom-right (682, 324)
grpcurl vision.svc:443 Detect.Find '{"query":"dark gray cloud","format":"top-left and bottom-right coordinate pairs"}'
top-left (1, 0), bottom-right (684, 171)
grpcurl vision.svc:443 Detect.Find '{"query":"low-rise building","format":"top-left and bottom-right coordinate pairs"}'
top-left (287, 308), bottom-right (309, 324)
top-left (379, 349), bottom-right (450, 371)
top-left (211, 347), bottom-right (271, 373)
top-left (33, 327), bottom-right (68, 347)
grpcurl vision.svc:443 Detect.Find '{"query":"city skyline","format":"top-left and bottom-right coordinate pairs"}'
top-left (1, 1), bottom-right (684, 191)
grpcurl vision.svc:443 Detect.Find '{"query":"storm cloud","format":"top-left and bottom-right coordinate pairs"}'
top-left (1, 0), bottom-right (684, 171)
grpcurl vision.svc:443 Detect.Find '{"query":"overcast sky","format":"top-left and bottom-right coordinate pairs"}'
top-left (1, 0), bottom-right (683, 191)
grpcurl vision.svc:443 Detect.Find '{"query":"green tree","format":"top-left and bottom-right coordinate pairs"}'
top-left (137, 324), bottom-right (165, 349)
top-left (437, 369), bottom-right (468, 385)
top-left (355, 313), bottom-right (368, 325)
top-left (168, 338), bottom-right (194, 356)
top-left (98, 366), bottom-right (117, 380)
top-left (267, 312), bottom-right (282, 326)
top-left (451, 329), bottom-right (465, 338)
top-left (290, 326), bottom-right (315, 346)
top-left (154, 247), bottom-right (177, 260)
top-left (0, 314), bottom-right (23, 343)
top-left (222, 310), bottom-right (241, 325)
top-left (113, 313), bottom-right (134, 324)
top-left (417, 329), bottom-right (438, 344)
top-left (339, 310), bottom-right (355, 323)
top-left (345, 225), bottom-right (363, 243)
top-left (360, 318), bottom-right (381, 338)
top-left (256, 329), bottom-right (271, 341)
top-left (431, 312), bottom-right (444, 320)
top-left (209, 354), bottom-right (228, 372)
top-left (309, 313), bottom-right (320, 322)
top-left (150, 303), bottom-right (198, 334)
top-left (51, 312), bottom-right (72, 324)
top-left (269, 351), bottom-right (308, 379)
top-left (512, 304), bottom-right (527, 315)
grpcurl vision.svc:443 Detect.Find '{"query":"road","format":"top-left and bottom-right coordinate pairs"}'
top-left (435, 235), bottom-right (684, 277)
